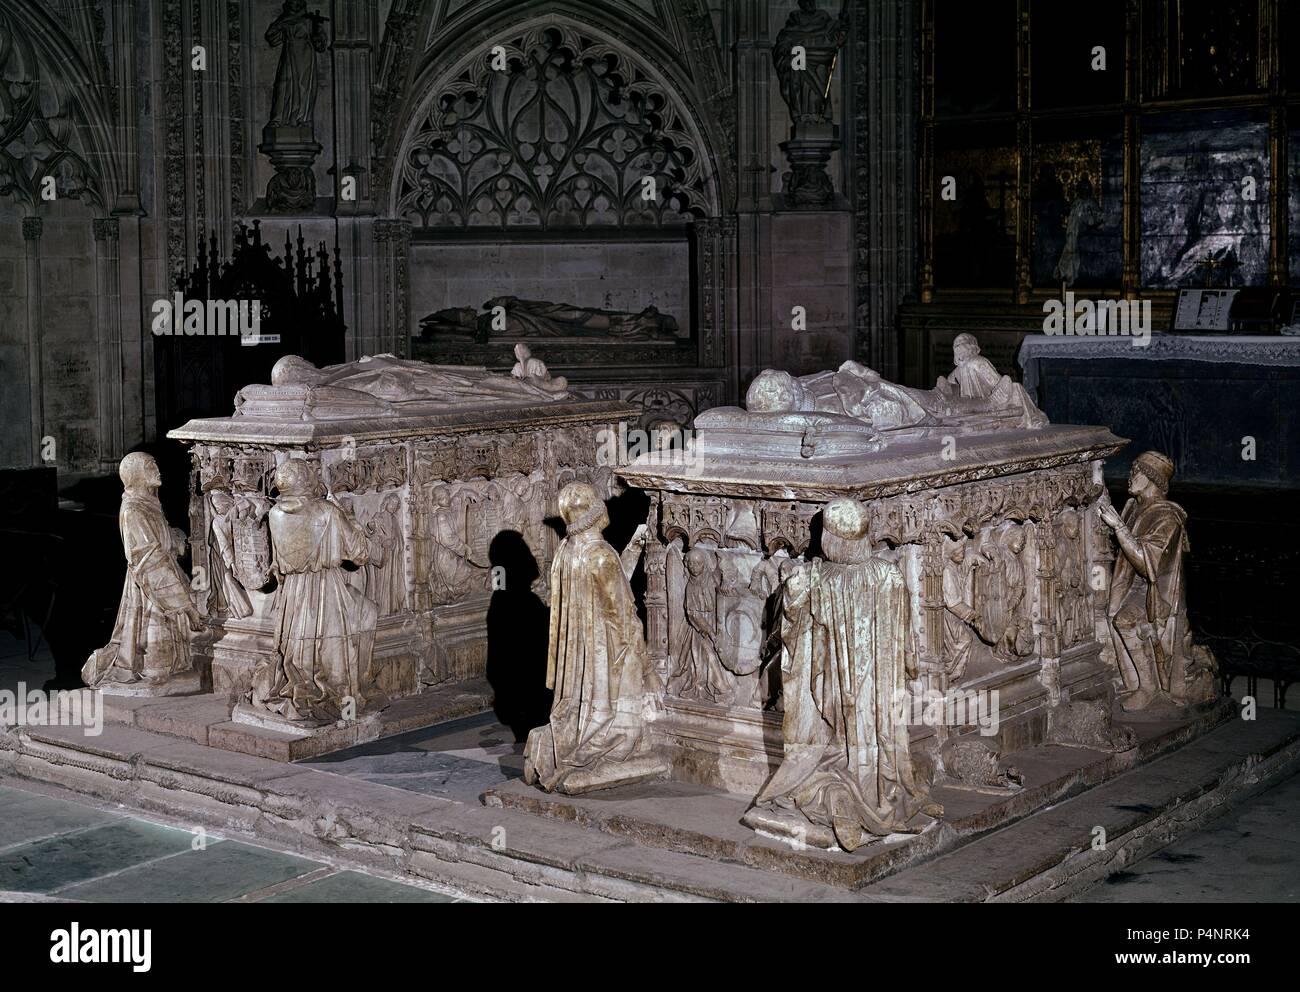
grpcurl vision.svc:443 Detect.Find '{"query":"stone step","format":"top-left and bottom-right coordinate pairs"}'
top-left (89, 679), bottom-right (494, 761)
top-left (858, 708), bottom-right (1300, 901)
top-left (5, 704), bottom-right (1296, 902)
top-left (482, 700), bottom-right (1240, 889)
top-left (0, 719), bottom-right (847, 902)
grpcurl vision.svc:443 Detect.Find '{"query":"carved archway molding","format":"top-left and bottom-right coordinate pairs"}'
top-left (0, 0), bottom-right (119, 211)
top-left (386, 10), bottom-right (727, 227)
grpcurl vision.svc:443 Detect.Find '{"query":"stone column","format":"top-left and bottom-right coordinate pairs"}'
top-left (1034, 518), bottom-right (1061, 661)
top-left (110, 0), bottom-right (142, 215)
top-left (332, 0), bottom-right (378, 215)
top-left (93, 218), bottom-right (124, 469)
top-left (851, 0), bottom-right (918, 381)
top-left (371, 218), bottom-right (411, 359)
top-left (919, 525), bottom-right (948, 705)
top-left (644, 495), bottom-right (671, 686)
top-left (23, 217), bottom-right (44, 467)
top-left (734, 0), bottom-right (775, 386)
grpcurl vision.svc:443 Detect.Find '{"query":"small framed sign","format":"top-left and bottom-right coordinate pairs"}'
top-left (1173, 289), bottom-right (1237, 332)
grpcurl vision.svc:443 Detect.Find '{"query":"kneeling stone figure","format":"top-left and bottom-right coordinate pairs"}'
top-left (742, 498), bottom-right (942, 852)
top-left (523, 483), bottom-right (669, 795)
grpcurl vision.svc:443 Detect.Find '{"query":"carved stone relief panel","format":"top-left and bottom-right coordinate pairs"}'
top-left (645, 462), bottom-right (1109, 721)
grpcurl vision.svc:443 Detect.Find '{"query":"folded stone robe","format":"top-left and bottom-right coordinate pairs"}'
top-left (524, 530), bottom-right (658, 794)
top-left (251, 496), bottom-right (380, 724)
top-left (751, 556), bottom-right (932, 849)
top-left (83, 493), bottom-right (194, 686)
top-left (1108, 496), bottom-right (1191, 696)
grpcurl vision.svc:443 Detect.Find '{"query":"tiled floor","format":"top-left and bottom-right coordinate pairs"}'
top-left (0, 785), bottom-right (469, 903)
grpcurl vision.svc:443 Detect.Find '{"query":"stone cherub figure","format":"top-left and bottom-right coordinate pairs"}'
top-left (83, 453), bottom-right (204, 690)
top-left (523, 482), bottom-right (669, 794)
top-left (772, 0), bottom-right (850, 125)
top-left (266, 0), bottom-right (329, 128)
top-left (742, 499), bottom-right (942, 852)
top-left (1097, 451), bottom-right (1218, 712)
top-left (248, 459), bottom-right (384, 726)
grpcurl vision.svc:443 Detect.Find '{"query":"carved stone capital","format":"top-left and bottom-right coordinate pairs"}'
top-left (93, 217), bottom-right (120, 242)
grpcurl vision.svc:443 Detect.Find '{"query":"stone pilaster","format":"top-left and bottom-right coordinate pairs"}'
top-left (332, 0), bottom-right (378, 215)
top-left (852, 0), bottom-right (918, 381)
top-left (93, 218), bottom-right (124, 468)
top-left (371, 218), bottom-right (412, 360)
top-left (23, 217), bottom-right (44, 467)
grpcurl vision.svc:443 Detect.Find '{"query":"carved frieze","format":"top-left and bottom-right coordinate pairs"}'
top-left (327, 448), bottom-right (407, 494)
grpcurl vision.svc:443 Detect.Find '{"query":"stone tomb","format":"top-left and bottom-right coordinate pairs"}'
top-left (619, 382), bottom-right (1129, 795)
top-left (168, 355), bottom-right (636, 720)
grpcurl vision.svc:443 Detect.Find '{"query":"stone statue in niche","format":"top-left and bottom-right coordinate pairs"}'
top-left (1097, 451), bottom-right (1219, 711)
top-left (363, 494), bottom-right (406, 617)
top-left (669, 547), bottom-right (730, 703)
top-left (771, 1), bottom-right (849, 208)
top-left (247, 459), bottom-right (384, 726)
top-left (772, 0), bottom-right (849, 125)
top-left (266, 0), bottom-right (328, 127)
top-left (979, 524), bottom-right (1034, 662)
top-left (942, 538), bottom-right (982, 680)
top-left (260, 1), bottom-right (329, 211)
top-left (420, 298), bottom-right (680, 343)
top-left (524, 483), bottom-right (669, 794)
top-left (83, 453), bottom-right (204, 692)
top-left (234, 354), bottom-right (570, 421)
top-left (200, 461), bottom-right (260, 619)
top-left (741, 499), bottom-right (943, 852)
top-left (1055, 509), bottom-right (1092, 648)
top-left (426, 487), bottom-right (486, 605)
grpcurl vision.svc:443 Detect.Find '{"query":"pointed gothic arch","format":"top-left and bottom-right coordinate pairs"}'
top-left (385, 11), bottom-right (728, 228)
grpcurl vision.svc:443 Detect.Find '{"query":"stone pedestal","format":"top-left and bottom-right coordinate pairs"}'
top-left (96, 671), bottom-right (204, 699)
top-left (259, 124), bottom-right (322, 212)
top-left (780, 123), bottom-right (840, 209)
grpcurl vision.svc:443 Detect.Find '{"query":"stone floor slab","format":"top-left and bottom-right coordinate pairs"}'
top-left (260, 869), bottom-right (457, 903)
top-left (56, 839), bottom-right (321, 903)
top-left (0, 819), bottom-right (197, 894)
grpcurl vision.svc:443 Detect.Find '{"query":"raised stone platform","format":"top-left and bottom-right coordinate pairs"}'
top-left (485, 699), bottom-right (1234, 889)
top-left (92, 680), bottom-right (493, 762)
top-left (2, 699), bottom-right (1295, 902)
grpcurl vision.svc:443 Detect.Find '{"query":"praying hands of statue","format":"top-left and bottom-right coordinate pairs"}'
top-left (620, 524), bottom-right (649, 581)
top-left (1097, 491), bottom-right (1124, 532)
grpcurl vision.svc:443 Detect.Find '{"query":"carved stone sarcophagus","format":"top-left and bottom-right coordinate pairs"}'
top-left (169, 354), bottom-right (636, 708)
top-left (619, 353), bottom-right (1129, 794)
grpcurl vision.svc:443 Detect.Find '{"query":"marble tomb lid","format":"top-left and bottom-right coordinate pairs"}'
top-left (168, 353), bottom-right (636, 446)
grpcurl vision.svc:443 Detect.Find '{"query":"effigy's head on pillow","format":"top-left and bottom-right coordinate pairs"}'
top-left (746, 370), bottom-right (809, 413)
